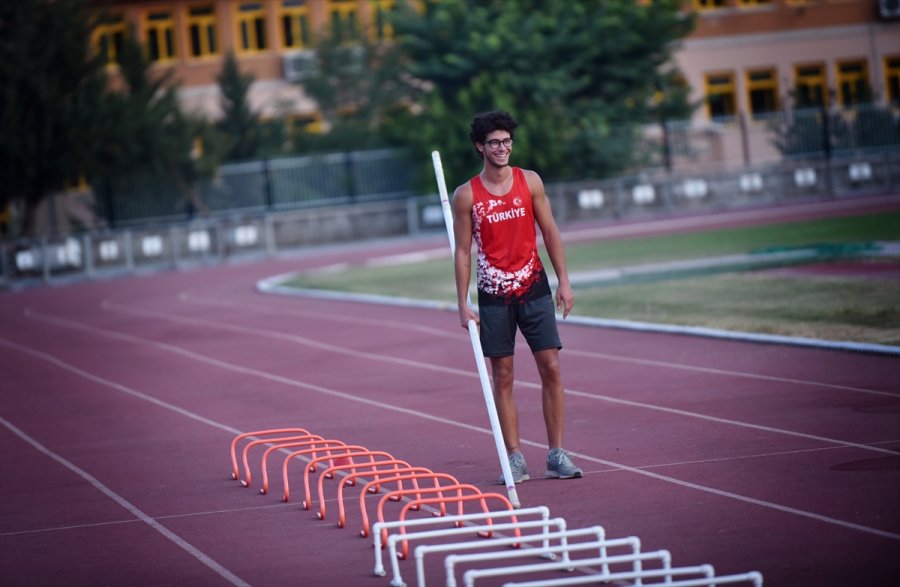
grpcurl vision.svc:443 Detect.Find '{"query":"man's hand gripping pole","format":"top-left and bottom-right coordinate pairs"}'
top-left (431, 150), bottom-right (521, 509)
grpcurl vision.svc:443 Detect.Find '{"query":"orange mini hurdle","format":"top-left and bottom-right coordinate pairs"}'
top-left (358, 473), bottom-right (468, 538)
top-left (280, 442), bottom-right (370, 503)
top-left (300, 449), bottom-right (398, 511)
top-left (259, 437), bottom-right (350, 495)
top-left (229, 428), bottom-right (311, 482)
top-left (393, 492), bottom-right (518, 560)
top-left (313, 459), bottom-right (417, 521)
top-left (238, 432), bottom-right (318, 488)
top-left (352, 469), bottom-right (459, 533)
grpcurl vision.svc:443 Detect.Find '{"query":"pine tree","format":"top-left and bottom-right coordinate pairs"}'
top-left (216, 51), bottom-right (260, 162)
top-left (100, 31), bottom-right (213, 221)
top-left (0, 0), bottom-right (109, 234)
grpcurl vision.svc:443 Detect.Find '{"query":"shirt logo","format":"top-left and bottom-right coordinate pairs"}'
top-left (485, 207), bottom-right (526, 224)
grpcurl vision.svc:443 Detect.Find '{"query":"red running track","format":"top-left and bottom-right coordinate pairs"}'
top-left (1, 196), bottom-right (899, 587)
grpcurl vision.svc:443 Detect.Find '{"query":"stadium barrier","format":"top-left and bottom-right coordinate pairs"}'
top-left (2, 151), bottom-right (897, 290)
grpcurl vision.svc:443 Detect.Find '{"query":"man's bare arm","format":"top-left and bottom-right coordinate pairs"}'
top-left (452, 183), bottom-right (479, 328)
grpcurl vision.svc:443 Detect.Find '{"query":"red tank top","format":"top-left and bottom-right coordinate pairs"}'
top-left (470, 167), bottom-right (550, 305)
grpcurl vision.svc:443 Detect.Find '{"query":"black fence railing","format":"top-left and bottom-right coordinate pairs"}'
top-left (98, 147), bottom-right (416, 228)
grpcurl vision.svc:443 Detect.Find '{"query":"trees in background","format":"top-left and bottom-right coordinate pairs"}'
top-left (217, 51), bottom-right (262, 162)
top-left (0, 0), bottom-right (218, 234)
top-left (1, 0), bottom-right (694, 235)
top-left (379, 0), bottom-right (694, 187)
top-left (100, 32), bottom-right (220, 222)
top-left (292, 27), bottom-right (425, 153)
top-left (289, 0), bottom-right (693, 188)
top-left (0, 0), bottom-right (109, 234)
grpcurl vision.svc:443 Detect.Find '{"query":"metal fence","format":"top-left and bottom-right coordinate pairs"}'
top-left (5, 151), bottom-right (898, 290)
top-left (546, 152), bottom-right (899, 226)
top-left (3, 106), bottom-right (898, 289)
top-left (97, 148), bottom-right (415, 227)
top-left (640, 105), bottom-right (900, 174)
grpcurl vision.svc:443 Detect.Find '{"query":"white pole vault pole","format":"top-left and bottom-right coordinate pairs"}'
top-left (432, 150), bottom-right (521, 509)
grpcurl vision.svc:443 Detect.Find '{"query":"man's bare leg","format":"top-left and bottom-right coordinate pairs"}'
top-left (534, 348), bottom-right (564, 449)
top-left (490, 355), bottom-right (520, 454)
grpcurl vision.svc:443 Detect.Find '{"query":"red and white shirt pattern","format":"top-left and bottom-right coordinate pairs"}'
top-left (469, 167), bottom-right (550, 305)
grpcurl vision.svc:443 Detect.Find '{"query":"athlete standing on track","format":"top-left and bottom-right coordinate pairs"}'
top-left (452, 110), bottom-right (583, 484)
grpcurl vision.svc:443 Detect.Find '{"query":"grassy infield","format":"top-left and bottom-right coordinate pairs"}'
top-left (285, 211), bottom-right (900, 347)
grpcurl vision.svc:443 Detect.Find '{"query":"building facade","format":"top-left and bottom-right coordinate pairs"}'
top-left (678, 0), bottom-right (900, 121)
top-left (90, 1), bottom-right (899, 127)
top-left (90, 0), bottom-right (401, 124)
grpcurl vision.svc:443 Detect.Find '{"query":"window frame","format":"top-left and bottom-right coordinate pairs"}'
top-left (705, 71), bottom-right (738, 121)
top-left (235, 2), bottom-right (268, 54)
top-left (92, 13), bottom-right (127, 66)
top-left (145, 9), bottom-right (177, 63)
top-left (280, 0), bottom-right (311, 50)
top-left (745, 67), bottom-right (780, 119)
top-left (885, 55), bottom-right (900, 106)
top-left (836, 59), bottom-right (870, 108)
top-left (187, 4), bottom-right (219, 59)
top-left (328, 0), bottom-right (359, 43)
top-left (372, 0), bottom-right (396, 42)
top-left (794, 63), bottom-right (827, 109)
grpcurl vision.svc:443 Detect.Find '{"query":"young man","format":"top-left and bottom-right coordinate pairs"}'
top-left (452, 110), bottom-right (582, 484)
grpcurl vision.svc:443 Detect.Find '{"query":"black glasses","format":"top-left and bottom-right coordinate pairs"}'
top-left (484, 138), bottom-right (514, 150)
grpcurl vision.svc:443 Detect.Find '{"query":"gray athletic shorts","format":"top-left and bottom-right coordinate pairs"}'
top-left (479, 295), bottom-right (562, 358)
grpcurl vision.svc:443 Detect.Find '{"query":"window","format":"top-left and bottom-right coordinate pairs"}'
top-left (372, 0), bottom-right (396, 41)
top-left (145, 10), bottom-right (176, 62)
top-left (705, 72), bottom-right (737, 120)
top-left (93, 14), bottom-right (126, 65)
top-left (188, 5), bottom-right (218, 58)
top-left (281, 0), bottom-right (311, 49)
top-left (746, 68), bottom-right (779, 118)
top-left (794, 63), bottom-right (826, 109)
top-left (328, 0), bottom-right (359, 43)
top-left (885, 56), bottom-right (900, 105)
top-left (236, 2), bottom-right (267, 53)
top-left (693, 0), bottom-right (727, 10)
top-left (836, 60), bottom-right (870, 107)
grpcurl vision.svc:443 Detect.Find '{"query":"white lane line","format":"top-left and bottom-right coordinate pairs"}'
top-left (0, 413), bottom-right (251, 587)
top-left (7, 318), bottom-right (900, 541)
top-left (565, 387), bottom-right (900, 456)
top-left (565, 348), bottom-right (899, 397)
top-left (603, 440), bottom-right (900, 472)
top-left (94, 302), bottom-right (898, 456)
top-left (178, 291), bottom-right (456, 339)
top-left (12, 440), bottom-right (899, 539)
top-left (0, 503), bottom-right (295, 538)
top-left (181, 289), bottom-right (895, 396)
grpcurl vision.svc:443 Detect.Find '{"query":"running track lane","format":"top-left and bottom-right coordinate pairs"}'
top-left (2, 198), bottom-right (899, 587)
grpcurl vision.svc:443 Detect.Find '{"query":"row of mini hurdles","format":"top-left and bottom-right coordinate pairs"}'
top-left (229, 428), bottom-right (763, 587)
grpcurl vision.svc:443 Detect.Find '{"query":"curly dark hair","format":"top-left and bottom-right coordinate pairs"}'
top-left (469, 110), bottom-right (518, 158)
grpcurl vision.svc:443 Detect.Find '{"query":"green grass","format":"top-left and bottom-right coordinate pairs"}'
top-left (562, 212), bottom-right (900, 270)
top-left (282, 211), bottom-right (900, 346)
top-left (572, 272), bottom-right (900, 346)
